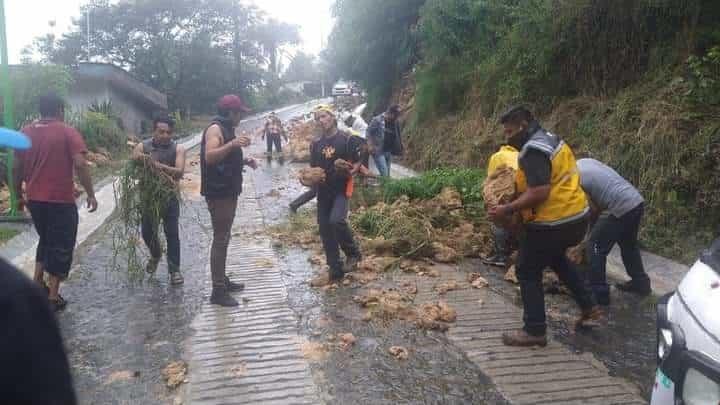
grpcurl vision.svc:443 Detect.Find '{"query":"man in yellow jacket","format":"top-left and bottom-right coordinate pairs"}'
top-left (482, 145), bottom-right (518, 266)
top-left (489, 106), bottom-right (604, 347)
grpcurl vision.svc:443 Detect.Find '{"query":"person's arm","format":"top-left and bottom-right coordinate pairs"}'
top-left (73, 153), bottom-right (98, 212)
top-left (204, 124), bottom-right (247, 166)
top-left (132, 142), bottom-right (146, 161)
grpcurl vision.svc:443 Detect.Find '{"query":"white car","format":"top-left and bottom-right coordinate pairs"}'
top-left (332, 82), bottom-right (352, 97)
top-left (651, 238), bottom-right (720, 404)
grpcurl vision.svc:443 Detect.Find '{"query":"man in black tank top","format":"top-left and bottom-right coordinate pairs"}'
top-left (201, 95), bottom-right (258, 307)
top-left (132, 116), bottom-right (187, 285)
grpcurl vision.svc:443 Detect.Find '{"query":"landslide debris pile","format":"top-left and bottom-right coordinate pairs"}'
top-left (286, 119), bottom-right (316, 162)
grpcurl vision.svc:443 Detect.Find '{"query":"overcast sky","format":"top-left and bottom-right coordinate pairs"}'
top-left (5, 0), bottom-right (334, 64)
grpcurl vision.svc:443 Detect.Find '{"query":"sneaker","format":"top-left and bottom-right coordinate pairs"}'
top-left (170, 272), bottom-right (184, 286)
top-left (615, 279), bottom-right (651, 296)
top-left (210, 288), bottom-right (239, 307)
top-left (501, 329), bottom-right (547, 347)
top-left (224, 276), bottom-right (245, 292)
top-left (344, 256), bottom-right (362, 273)
top-left (575, 306), bottom-right (607, 329)
top-left (146, 257), bottom-right (160, 274)
top-left (481, 253), bottom-right (508, 267)
top-left (329, 268), bottom-right (345, 283)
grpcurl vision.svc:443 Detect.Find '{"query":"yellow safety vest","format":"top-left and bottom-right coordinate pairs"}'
top-left (515, 130), bottom-right (588, 226)
top-left (487, 145), bottom-right (519, 175)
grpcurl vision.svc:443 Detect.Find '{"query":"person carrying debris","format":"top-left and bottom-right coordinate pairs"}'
top-left (200, 94), bottom-right (258, 307)
top-left (132, 115), bottom-right (187, 285)
top-left (261, 114), bottom-right (287, 155)
top-left (289, 105), bottom-right (326, 213)
top-left (482, 145), bottom-right (519, 267)
top-left (15, 93), bottom-right (98, 312)
top-left (305, 105), bottom-right (362, 283)
top-left (488, 106), bottom-right (604, 347)
top-left (342, 113), bottom-right (373, 179)
top-left (366, 105), bottom-right (402, 176)
top-left (576, 158), bottom-right (650, 305)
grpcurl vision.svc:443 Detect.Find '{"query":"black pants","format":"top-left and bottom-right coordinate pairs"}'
top-left (588, 203), bottom-right (648, 301)
top-left (28, 201), bottom-right (79, 280)
top-left (290, 188), bottom-right (317, 210)
top-left (141, 197), bottom-right (180, 273)
top-left (517, 218), bottom-right (595, 336)
top-left (266, 134), bottom-right (282, 153)
top-left (317, 193), bottom-right (360, 275)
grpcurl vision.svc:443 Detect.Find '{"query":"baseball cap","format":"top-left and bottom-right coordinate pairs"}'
top-left (217, 94), bottom-right (252, 112)
top-left (314, 104), bottom-right (334, 116)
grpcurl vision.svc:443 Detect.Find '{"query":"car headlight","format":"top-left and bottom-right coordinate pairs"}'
top-left (658, 328), bottom-right (673, 361)
top-left (682, 368), bottom-right (720, 405)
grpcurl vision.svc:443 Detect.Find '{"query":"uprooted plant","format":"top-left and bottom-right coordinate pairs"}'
top-left (111, 158), bottom-right (181, 279)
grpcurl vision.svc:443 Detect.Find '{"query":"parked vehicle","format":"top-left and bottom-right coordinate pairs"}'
top-left (332, 81), bottom-right (352, 97)
top-left (651, 238), bottom-right (720, 404)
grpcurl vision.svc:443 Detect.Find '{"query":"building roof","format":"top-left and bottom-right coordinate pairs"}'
top-left (74, 63), bottom-right (168, 110)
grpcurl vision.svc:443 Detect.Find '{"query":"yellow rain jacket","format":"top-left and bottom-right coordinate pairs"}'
top-left (516, 129), bottom-right (588, 226)
top-left (487, 145), bottom-right (519, 175)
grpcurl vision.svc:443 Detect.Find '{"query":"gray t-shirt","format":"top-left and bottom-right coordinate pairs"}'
top-left (577, 158), bottom-right (644, 218)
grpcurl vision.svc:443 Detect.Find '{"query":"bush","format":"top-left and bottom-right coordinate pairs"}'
top-left (686, 45), bottom-right (720, 105)
top-left (1, 64), bottom-right (74, 128)
top-left (381, 168), bottom-right (485, 205)
top-left (74, 111), bottom-right (126, 152)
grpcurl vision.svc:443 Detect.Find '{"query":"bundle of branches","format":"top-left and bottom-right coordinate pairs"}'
top-left (112, 159), bottom-right (180, 278)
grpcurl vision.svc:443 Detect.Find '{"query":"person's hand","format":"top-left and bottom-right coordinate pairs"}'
top-left (488, 204), bottom-right (511, 222)
top-left (233, 136), bottom-right (251, 148)
top-left (245, 158), bottom-right (258, 170)
top-left (87, 195), bottom-right (98, 213)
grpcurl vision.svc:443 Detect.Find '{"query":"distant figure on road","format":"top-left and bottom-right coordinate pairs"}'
top-left (15, 93), bottom-right (98, 312)
top-left (309, 105), bottom-right (362, 283)
top-left (482, 145), bottom-right (519, 267)
top-left (132, 115), bottom-right (187, 285)
top-left (488, 106), bottom-right (604, 347)
top-left (262, 115), bottom-right (287, 156)
top-left (201, 94), bottom-right (258, 307)
top-left (366, 105), bottom-right (402, 176)
top-left (577, 158), bottom-right (650, 305)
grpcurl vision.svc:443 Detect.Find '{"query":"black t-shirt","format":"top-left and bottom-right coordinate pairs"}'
top-left (0, 259), bottom-right (76, 404)
top-left (519, 149), bottom-right (551, 187)
top-left (310, 130), bottom-right (360, 198)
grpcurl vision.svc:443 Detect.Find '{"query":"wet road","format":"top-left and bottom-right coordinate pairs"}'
top-left (56, 99), bottom-right (656, 404)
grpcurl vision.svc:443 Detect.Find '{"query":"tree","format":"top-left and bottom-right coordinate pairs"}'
top-left (282, 52), bottom-right (320, 83)
top-left (29, 0), bottom-right (299, 113)
top-left (325, 0), bottom-right (426, 110)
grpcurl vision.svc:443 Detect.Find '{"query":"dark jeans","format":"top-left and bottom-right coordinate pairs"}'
top-left (290, 188), bottom-right (317, 210)
top-left (28, 201), bottom-right (79, 280)
top-left (492, 225), bottom-right (510, 257)
top-left (141, 197), bottom-right (180, 273)
top-left (517, 218), bottom-right (595, 336)
top-left (266, 134), bottom-right (282, 153)
top-left (317, 193), bottom-right (360, 275)
top-left (587, 203), bottom-right (648, 301)
top-left (206, 197), bottom-right (237, 289)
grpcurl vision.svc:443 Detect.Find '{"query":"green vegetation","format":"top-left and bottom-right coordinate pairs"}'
top-left (0, 227), bottom-right (20, 244)
top-left (0, 64), bottom-right (73, 128)
top-left (112, 160), bottom-right (180, 279)
top-left (73, 112), bottom-right (126, 153)
top-left (381, 168), bottom-right (484, 205)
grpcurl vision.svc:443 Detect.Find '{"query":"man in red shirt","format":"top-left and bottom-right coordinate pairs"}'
top-left (14, 93), bottom-right (98, 311)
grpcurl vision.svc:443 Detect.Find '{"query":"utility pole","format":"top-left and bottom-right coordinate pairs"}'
top-left (86, 8), bottom-right (91, 62)
top-left (0, 0), bottom-right (18, 217)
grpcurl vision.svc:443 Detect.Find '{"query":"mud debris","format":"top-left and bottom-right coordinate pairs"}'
top-left (468, 273), bottom-right (489, 289)
top-left (104, 370), bottom-right (139, 385)
top-left (339, 333), bottom-right (357, 350)
top-left (417, 301), bottom-right (457, 331)
top-left (301, 341), bottom-right (328, 362)
top-left (389, 346), bottom-right (410, 360)
top-left (434, 280), bottom-right (460, 295)
top-left (161, 361), bottom-right (188, 389)
top-left (433, 242), bottom-right (459, 263)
